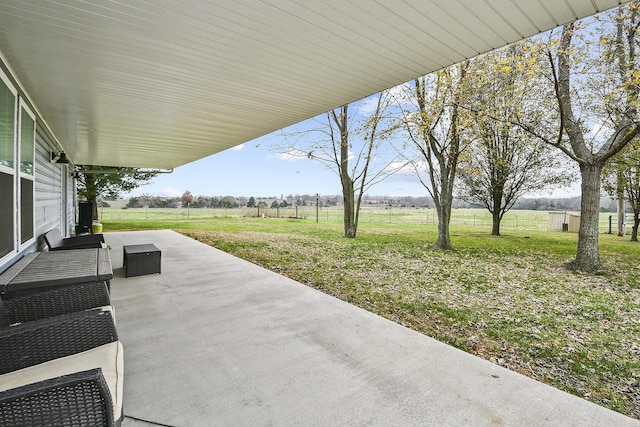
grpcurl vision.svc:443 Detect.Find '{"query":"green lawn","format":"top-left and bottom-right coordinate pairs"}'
top-left (103, 213), bottom-right (640, 419)
top-left (100, 206), bottom-right (620, 232)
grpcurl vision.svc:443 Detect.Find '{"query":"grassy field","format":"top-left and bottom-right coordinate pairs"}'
top-left (102, 212), bottom-right (640, 419)
top-left (100, 206), bottom-right (623, 232)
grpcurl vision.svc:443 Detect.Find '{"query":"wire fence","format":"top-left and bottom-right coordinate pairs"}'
top-left (100, 206), bottom-right (629, 234)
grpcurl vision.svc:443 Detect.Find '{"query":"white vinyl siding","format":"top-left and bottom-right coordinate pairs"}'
top-left (35, 123), bottom-right (67, 242)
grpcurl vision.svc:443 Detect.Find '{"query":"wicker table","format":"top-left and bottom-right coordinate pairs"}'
top-left (0, 248), bottom-right (113, 298)
top-left (123, 244), bottom-right (161, 278)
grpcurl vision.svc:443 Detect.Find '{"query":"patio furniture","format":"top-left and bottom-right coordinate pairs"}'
top-left (0, 248), bottom-right (113, 299)
top-left (0, 368), bottom-right (120, 427)
top-left (43, 228), bottom-right (105, 251)
top-left (0, 281), bottom-right (111, 327)
top-left (77, 201), bottom-right (94, 235)
top-left (0, 309), bottom-right (118, 374)
top-left (0, 309), bottom-right (123, 426)
top-left (123, 244), bottom-right (161, 277)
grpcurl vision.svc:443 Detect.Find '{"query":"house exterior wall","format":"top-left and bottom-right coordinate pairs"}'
top-left (0, 56), bottom-right (72, 272)
top-left (35, 122), bottom-right (70, 248)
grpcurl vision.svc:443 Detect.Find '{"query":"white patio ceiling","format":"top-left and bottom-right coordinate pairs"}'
top-left (0, 1), bottom-right (627, 169)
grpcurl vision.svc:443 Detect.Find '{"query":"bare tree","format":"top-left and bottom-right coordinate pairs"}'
top-left (398, 63), bottom-right (472, 249)
top-left (515, 5), bottom-right (640, 271)
top-left (278, 90), bottom-right (401, 238)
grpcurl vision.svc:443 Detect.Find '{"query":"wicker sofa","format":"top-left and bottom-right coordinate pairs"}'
top-left (0, 309), bottom-right (123, 426)
top-left (0, 368), bottom-right (120, 426)
top-left (0, 282), bottom-right (112, 327)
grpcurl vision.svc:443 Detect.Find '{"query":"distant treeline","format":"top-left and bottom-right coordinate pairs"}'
top-left (119, 194), bottom-right (620, 212)
top-left (127, 195), bottom-right (241, 209)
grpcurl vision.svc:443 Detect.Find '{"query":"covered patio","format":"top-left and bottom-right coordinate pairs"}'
top-left (0, 2), bottom-right (637, 424)
top-left (106, 230), bottom-right (637, 426)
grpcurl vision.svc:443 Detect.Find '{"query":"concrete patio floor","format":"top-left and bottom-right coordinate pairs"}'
top-left (105, 230), bottom-right (638, 427)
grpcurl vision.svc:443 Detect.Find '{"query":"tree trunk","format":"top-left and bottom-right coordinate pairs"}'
top-left (632, 212), bottom-right (639, 242)
top-left (82, 174), bottom-right (99, 221)
top-left (491, 211), bottom-right (501, 236)
top-left (90, 196), bottom-right (99, 221)
top-left (436, 191), bottom-right (453, 250)
top-left (342, 178), bottom-right (357, 238)
top-left (617, 175), bottom-right (625, 236)
top-left (333, 106), bottom-right (358, 239)
top-left (491, 193), bottom-right (502, 236)
top-left (571, 163), bottom-right (604, 272)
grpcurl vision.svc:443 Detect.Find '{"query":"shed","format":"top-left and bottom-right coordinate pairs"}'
top-left (549, 212), bottom-right (581, 232)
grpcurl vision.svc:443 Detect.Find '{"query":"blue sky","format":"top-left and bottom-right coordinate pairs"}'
top-left (128, 133), bottom-right (580, 200)
top-left (128, 109), bottom-right (582, 200)
top-left (128, 134), bottom-right (429, 199)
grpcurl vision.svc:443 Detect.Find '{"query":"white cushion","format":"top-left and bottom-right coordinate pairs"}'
top-left (0, 341), bottom-right (124, 421)
top-left (99, 305), bottom-right (116, 323)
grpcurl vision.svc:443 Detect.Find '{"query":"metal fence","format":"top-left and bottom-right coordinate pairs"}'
top-left (100, 206), bottom-right (629, 233)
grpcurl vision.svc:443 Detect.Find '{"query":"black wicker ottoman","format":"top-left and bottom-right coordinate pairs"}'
top-left (123, 244), bottom-right (161, 278)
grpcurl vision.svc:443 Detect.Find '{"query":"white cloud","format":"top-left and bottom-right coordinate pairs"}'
top-left (586, 120), bottom-right (613, 140)
top-left (356, 96), bottom-right (381, 114)
top-left (229, 143), bottom-right (245, 151)
top-left (159, 187), bottom-right (184, 197)
top-left (277, 148), bottom-right (307, 161)
top-left (126, 186), bottom-right (178, 198)
top-left (127, 187), bottom-right (145, 197)
top-left (385, 160), bottom-right (423, 176)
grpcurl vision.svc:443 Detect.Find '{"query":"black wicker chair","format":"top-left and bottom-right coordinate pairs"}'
top-left (0, 282), bottom-right (111, 327)
top-left (0, 310), bottom-right (123, 425)
top-left (0, 309), bottom-right (118, 374)
top-left (43, 229), bottom-right (105, 251)
top-left (0, 368), bottom-right (119, 426)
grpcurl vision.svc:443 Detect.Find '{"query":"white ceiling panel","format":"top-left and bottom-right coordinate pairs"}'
top-left (0, 0), bottom-right (627, 169)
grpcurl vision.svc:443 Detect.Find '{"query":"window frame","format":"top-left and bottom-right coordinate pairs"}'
top-left (18, 99), bottom-right (36, 249)
top-left (0, 68), bottom-right (17, 266)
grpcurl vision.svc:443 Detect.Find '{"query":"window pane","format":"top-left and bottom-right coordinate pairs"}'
top-left (0, 172), bottom-right (14, 257)
top-left (20, 178), bottom-right (33, 244)
top-left (20, 110), bottom-right (34, 175)
top-left (0, 81), bottom-right (14, 169)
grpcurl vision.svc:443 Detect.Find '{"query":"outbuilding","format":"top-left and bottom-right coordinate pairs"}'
top-left (549, 212), bottom-right (581, 232)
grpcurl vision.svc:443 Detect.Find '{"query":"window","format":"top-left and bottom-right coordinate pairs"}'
top-left (19, 102), bottom-right (35, 246)
top-left (0, 68), bottom-right (36, 264)
top-left (0, 71), bottom-right (16, 261)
